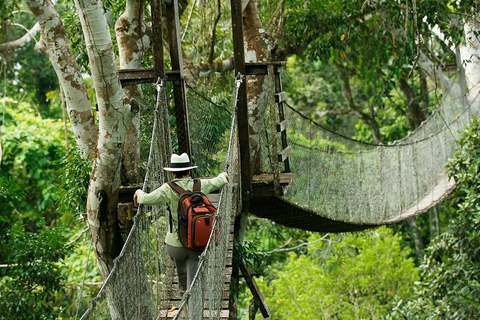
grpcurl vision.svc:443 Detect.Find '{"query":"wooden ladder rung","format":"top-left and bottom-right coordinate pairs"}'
top-left (278, 145), bottom-right (292, 162)
top-left (275, 91), bottom-right (287, 103)
top-left (276, 119), bottom-right (288, 132)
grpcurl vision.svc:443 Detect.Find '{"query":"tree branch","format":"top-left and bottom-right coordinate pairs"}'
top-left (256, 233), bottom-right (331, 256)
top-left (0, 22), bottom-right (40, 53)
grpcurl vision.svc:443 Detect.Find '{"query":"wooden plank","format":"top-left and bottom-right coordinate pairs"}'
top-left (118, 68), bottom-right (181, 85)
top-left (275, 91), bottom-right (286, 103)
top-left (159, 308), bottom-right (230, 319)
top-left (278, 145), bottom-right (292, 162)
top-left (245, 62), bottom-right (286, 75)
top-left (119, 64), bottom-right (286, 84)
top-left (251, 173), bottom-right (294, 198)
top-left (252, 172), bottom-right (294, 185)
top-left (276, 119), bottom-right (288, 133)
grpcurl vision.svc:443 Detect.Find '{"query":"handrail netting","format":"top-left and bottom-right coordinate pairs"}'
top-left (79, 75), bottom-right (237, 319)
top-left (258, 82), bottom-right (473, 225)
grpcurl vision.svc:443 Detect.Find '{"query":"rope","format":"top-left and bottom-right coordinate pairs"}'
top-left (186, 81), bottom-right (232, 115)
top-left (285, 97), bottom-right (468, 149)
top-left (173, 75), bottom-right (242, 320)
top-left (80, 81), bottom-right (169, 320)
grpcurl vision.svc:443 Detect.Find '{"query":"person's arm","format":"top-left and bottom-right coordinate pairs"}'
top-left (200, 172), bottom-right (229, 194)
top-left (133, 183), bottom-right (170, 207)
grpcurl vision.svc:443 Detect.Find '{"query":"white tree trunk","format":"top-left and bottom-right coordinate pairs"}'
top-left (24, 0), bottom-right (97, 158)
top-left (73, 0), bottom-right (135, 279)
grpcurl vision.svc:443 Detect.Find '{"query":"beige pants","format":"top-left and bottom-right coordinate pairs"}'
top-left (166, 244), bottom-right (203, 294)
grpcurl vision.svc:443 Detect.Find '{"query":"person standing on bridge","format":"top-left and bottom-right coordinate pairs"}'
top-left (133, 152), bottom-right (229, 299)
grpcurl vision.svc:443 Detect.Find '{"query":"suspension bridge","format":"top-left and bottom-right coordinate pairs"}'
top-left (77, 0), bottom-right (474, 319)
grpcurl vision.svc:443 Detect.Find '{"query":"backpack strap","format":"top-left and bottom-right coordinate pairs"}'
top-left (192, 178), bottom-right (201, 192)
top-left (167, 181), bottom-right (185, 195)
top-left (167, 179), bottom-right (201, 194)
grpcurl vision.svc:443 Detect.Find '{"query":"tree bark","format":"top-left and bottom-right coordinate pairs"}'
top-left (398, 77), bottom-right (426, 129)
top-left (243, 0), bottom-right (275, 172)
top-left (73, 0), bottom-right (133, 280)
top-left (24, 0), bottom-right (97, 158)
top-left (115, 0), bottom-right (150, 184)
top-left (461, 20), bottom-right (480, 114)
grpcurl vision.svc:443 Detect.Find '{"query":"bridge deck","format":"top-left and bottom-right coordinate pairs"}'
top-left (249, 173), bottom-right (456, 233)
top-left (157, 193), bottom-right (233, 320)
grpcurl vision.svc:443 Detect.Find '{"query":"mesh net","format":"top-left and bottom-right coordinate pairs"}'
top-left (257, 79), bottom-right (474, 225)
top-left (80, 58), bottom-right (474, 317)
top-left (80, 75), bottom-right (238, 319)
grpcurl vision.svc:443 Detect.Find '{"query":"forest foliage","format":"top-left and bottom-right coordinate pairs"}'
top-left (1, 0), bottom-right (480, 319)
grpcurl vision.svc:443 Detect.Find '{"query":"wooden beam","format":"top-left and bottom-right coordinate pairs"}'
top-left (238, 258), bottom-right (270, 319)
top-left (118, 62), bottom-right (287, 85)
top-left (151, 0), bottom-right (165, 79)
top-left (166, 0), bottom-right (191, 156)
top-left (245, 62), bottom-right (285, 76)
top-left (119, 68), bottom-right (181, 85)
top-left (231, 0), bottom-right (252, 210)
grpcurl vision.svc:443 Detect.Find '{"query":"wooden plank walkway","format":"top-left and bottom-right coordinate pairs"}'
top-left (157, 193), bottom-right (234, 320)
top-left (380, 173), bottom-right (456, 224)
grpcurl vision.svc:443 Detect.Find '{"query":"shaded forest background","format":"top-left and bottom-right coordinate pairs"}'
top-left (1, 0), bottom-right (480, 319)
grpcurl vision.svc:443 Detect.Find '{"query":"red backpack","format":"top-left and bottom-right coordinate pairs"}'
top-left (167, 179), bottom-right (216, 250)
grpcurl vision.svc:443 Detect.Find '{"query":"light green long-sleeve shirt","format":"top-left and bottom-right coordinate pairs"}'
top-left (136, 173), bottom-right (228, 247)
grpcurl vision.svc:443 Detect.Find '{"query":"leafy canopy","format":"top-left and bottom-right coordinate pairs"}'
top-left (258, 227), bottom-right (418, 320)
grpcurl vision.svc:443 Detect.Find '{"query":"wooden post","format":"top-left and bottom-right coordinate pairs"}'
top-left (151, 0), bottom-right (165, 79)
top-left (165, 0), bottom-right (191, 156)
top-left (231, 0), bottom-right (251, 211)
top-left (230, 1), bottom-right (252, 319)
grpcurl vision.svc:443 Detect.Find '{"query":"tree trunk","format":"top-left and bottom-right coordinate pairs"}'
top-left (243, 0), bottom-right (275, 172)
top-left (398, 77), bottom-right (426, 129)
top-left (115, 0), bottom-right (149, 185)
top-left (74, 0), bottom-right (131, 280)
top-left (25, 0), bottom-right (97, 158)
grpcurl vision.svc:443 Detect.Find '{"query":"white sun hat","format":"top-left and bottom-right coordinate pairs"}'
top-left (163, 153), bottom-right (198, 171)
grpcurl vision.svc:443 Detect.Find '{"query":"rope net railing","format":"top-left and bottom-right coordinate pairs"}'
top-left (169, 76), bottom-right (242, 320)
top-left (259, 82), bottom-right (474, 226)
top-left (79, 75), bottom-right (238, 319)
